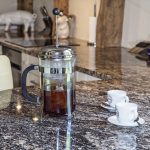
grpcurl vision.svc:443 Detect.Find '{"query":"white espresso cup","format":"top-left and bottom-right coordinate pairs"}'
top-left (107, 90), bottom-right (129, 107)
top-left (116, 102), bottom-right (138, 124)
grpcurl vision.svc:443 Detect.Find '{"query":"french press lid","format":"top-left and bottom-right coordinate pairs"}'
top-left (39, 46), bottom-right (75, 60)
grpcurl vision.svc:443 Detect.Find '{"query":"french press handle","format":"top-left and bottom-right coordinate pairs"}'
top-left (21, 65), bottom-right (40, 103)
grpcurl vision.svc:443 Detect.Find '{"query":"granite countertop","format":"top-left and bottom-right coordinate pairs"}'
top-left (0, 33), bottom-right (150, 149)
top-left (0, 35), bottom-right (146, 80)
top-left (0, 78), bottom-right (150, 150)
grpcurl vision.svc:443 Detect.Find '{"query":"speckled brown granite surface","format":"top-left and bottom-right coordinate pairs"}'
top-left (0, 35), bottom-right (150, 149)
top-left (0, 78), bottom-right (150, 150)
top-left (0, 37), bottom-right (137, 80)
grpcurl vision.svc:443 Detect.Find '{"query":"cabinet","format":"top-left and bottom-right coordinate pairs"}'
top-left (17, 0), bottom-right (33, 12)
top-left (75, 71), bottom-right (100, 82)
top-left (2, 46), bottom-right (22, 87)
top-left (96, 0), bottom-right (125, 48)
top-left (22, 53), bottom-right (40, 86)
top-left (17, 0), bottom-right (69, 15)
top-left (53, 0), bottom-right (69, 15)
top-left (22, 53), bottom-right (100, 86)
top-left (0, 45), bottom-right (2, 55)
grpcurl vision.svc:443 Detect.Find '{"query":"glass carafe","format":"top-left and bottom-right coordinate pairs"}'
top-left (21, 46), bottom-right (76, 117)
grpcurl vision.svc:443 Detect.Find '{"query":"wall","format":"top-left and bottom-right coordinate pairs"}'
top-left (69, 0), bottom-right (150, 48)
top-left (69, 0), bottom-right (100, 41)
top-left (0, 0), bottom-right (17, 54)
top-left (0, 0), bottom-right (17, 30)
top-left (33, 0), bottom-right (100, 39)
top-left (0, 0), bottom-right (17, 13)
top-left (122, 0), bottom-right (150, 48)
top-left (33, 0), bottom-right (53, 31)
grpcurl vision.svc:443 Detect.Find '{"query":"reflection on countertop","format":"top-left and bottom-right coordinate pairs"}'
top-left (1, 31), bottom-right (150, 84)
top-left (1, 34), bottom-right (149, 81)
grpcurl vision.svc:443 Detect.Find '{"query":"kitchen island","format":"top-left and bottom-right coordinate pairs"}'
top-left (1, 37), bottom-right (121, 80)
top-left (0, 36), bottom-right (150, 149)
top-left (0, 78), bottom-right (150, 149)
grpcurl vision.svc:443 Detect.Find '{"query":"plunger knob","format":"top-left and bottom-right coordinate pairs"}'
top-left (53, 8), bottom-right (60, 15)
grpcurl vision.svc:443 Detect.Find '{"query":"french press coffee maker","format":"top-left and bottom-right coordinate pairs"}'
top-left (21, 8), bottom-right (76, 117)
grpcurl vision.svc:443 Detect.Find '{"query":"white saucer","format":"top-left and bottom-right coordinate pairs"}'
top-left (108, 115), bottom-right (145, 127)
top-left (100, 101), bottom-right (116, 112)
